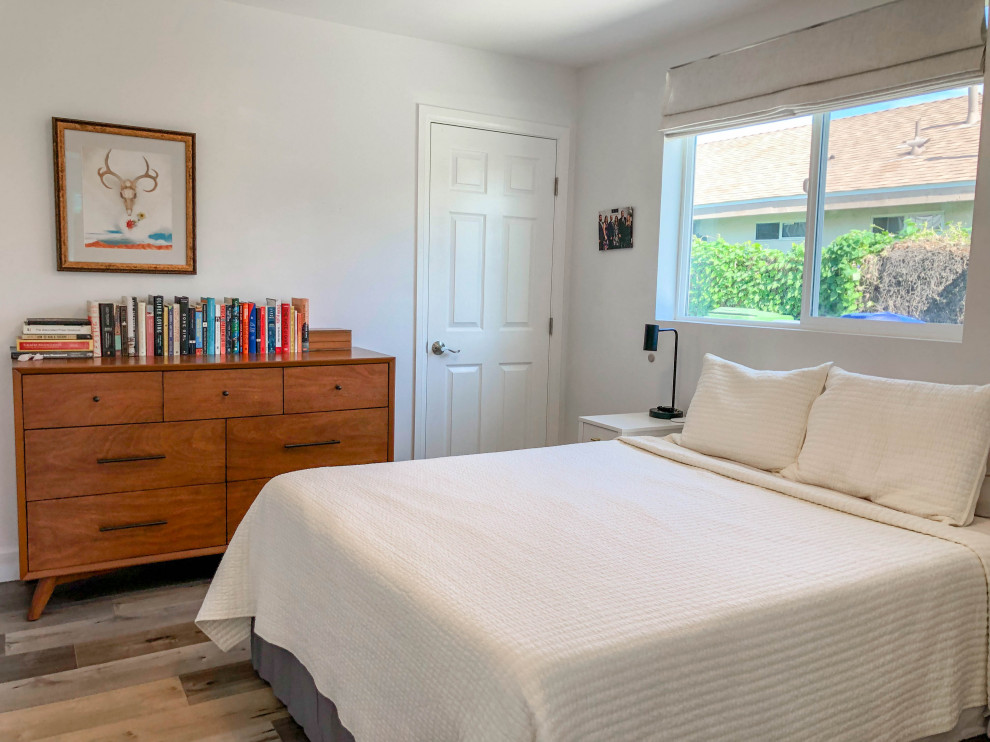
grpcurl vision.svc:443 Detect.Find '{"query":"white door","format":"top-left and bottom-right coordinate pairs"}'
top-left (425, 123), bottom-right (557, 458)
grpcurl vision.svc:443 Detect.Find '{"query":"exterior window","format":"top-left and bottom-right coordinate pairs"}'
top-left (672, 84), bottom-right (980, 336)
top-left (755, 222), bottom-right (781, 240)
top-left (782, 221), bottom-right (806, 238)
top-left (872, 216), bottom-right (905, 234)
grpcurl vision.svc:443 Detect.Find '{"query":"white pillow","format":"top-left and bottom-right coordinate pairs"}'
top-left (679, 354), bottom-right (831, 471)
top-left (782, 367), bottom-right (990, 526)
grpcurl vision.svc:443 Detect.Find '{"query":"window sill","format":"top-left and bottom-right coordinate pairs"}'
top-left (667, 314), bottom-right (964, 343)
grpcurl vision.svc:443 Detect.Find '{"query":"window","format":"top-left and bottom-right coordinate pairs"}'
top-left (669, 84), bottom-right (980, 338)
top-left (872, 216), bottom-right (905, 234)
top-left (755, 222), bottom-right (781, 240)
top-left (782, 221), bottom-right (806, 238)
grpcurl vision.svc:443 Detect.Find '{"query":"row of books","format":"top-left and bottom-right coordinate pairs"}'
top-left (87, 297), bottom-right (310, 358)
top-left (13, 317), bottom-right (96, 359)
top-left (12, 298), bottom-right (310, 360)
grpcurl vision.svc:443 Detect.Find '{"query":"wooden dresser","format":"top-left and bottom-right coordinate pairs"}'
top-left (11, 348), bottom-right (395, 619)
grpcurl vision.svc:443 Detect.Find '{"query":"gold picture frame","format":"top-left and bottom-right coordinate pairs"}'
top-left (53, 117), bottom-right (196, 274)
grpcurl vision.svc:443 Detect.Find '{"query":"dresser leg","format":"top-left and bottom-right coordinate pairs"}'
top-left (27, 577), bottom-right (57, 621)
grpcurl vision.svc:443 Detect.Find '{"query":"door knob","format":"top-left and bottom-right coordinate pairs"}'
top-left (431, 340), bottom-right (460, 356)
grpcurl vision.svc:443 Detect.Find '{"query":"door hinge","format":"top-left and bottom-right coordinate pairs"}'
top-left (549, 317), bottom-right (554, 336)
top-left (553, 177), bottom-right (559, 196)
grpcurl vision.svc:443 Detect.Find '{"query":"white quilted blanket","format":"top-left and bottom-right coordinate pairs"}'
top-left (197, 439), bottom-right (990, 742)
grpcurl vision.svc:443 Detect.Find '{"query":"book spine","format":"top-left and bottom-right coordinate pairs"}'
top-left (172, 304), bottom-right (180, 357)
top-left (248, 307), bottom-right (257, 354)
top-left (214, 303), bottom-right (221, 356)
top-left (151, 296), bottom-right (162, 356)
top-left (16, 340), bottom-right (93, 351)
top-left (201, 306), bottom-right (208, 356)
top-left (137, 301), bottom-right (146, 357)
top-left (23, 325), bottom-right (94, 335)
top-left (176, 297), bottom-right (187, 355)
top-left (12, 349), bottom-right (94, 359)
top-left (229, 299), bottom-right (238, 354)
top-left (194, 307), bottom-right (202, 355)
top-left (98, 303), bottom-right (115, 357)
top-left (204, 298), bottom-right (214, 357)
top-left (280, 303), bottom-right (290, 354)
top-left (225, 304), bottom-right (233, 354)
top-left (258, 307), bottom-right (266, 354)
top-left (18, 333), bottom-right (92, 340)
top-left (114, 306), bottom-right (122, 355)
top-left (145, 307), bottom-right (153, 358)
top-left (165, 307), bottom-right (172, 357)
top-left (292, 298), bottom-right (310, 351)
top-left (267, 306), bottom-right (276, 353)
top-left (118, 305), bottom-right (128, 357)
top-left (184, 307), bottom-right (193, 355)
top-left (128, 297), bottom-right (137, 356)
top-left (274, 301), bottom-right (282, 350)
top-left (219, 309), bottom-right (226, 357)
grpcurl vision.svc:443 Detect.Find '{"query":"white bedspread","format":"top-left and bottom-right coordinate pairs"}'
top-left (197, 438), bottom-right (990, 741)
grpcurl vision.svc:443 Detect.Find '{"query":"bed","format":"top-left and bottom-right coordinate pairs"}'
top-left (197, 433), bottom-right (990, 741)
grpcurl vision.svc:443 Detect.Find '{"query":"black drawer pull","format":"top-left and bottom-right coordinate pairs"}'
top-left (92, 396), bottom-right (100, 403)
top-left (222, 390), bottom-right (230, 396)
top-left (97, 454), bottom-right (167, 465)
top-left (284, 440), bottom-right (341, 449)
top-left (334, 384), bottom-right (342, 390)
top-left (99, 520), bottom-right (167, 533)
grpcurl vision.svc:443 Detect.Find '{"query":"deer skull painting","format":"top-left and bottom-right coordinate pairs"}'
top-left (97, 149), bottom-right (159, 217)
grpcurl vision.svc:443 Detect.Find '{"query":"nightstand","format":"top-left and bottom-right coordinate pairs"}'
top-left (578, 412), bottom-right (684, 443)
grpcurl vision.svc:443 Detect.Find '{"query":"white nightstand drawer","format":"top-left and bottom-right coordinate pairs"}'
top-left (580, 422), bottom-right (619, 443)
top-left (578, 412), bottom-right (684, 442)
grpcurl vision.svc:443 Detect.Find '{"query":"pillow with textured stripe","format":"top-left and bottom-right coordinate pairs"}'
top-left (679, 354), bottom-right (831, 471)
top-left (782, 367), bottom-right (990, 526)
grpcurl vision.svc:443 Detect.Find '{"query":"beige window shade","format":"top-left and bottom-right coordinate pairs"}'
top-left (662, 0), bottom-right (986, 137)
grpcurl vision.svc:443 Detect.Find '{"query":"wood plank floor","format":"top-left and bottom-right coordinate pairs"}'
top-left (0, 556), bottom-right (308, 741)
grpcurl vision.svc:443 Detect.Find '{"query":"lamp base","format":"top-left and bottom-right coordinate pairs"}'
top-left (649, 405), bottom-right (684, 420)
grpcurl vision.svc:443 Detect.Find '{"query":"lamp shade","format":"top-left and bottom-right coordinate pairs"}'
top-left (644, 323), bottom-right (659, 351)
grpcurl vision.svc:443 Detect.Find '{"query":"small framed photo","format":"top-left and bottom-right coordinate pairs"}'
top-left (598, 206), bottom-right (633, 251)
top-left (53, 117), bottom-right (196, 274)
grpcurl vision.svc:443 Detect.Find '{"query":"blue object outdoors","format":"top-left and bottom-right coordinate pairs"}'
top-left (840, 312), bottom-right (925, 323)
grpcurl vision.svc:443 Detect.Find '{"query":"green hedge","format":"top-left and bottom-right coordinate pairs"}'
top-left (688, 229), bottom-right (896, 319)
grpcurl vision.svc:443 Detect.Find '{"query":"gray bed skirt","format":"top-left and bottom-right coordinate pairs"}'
top-left (252, 629), bottom-right (355, 742)
top-left (251, 627), bottom-right (986, 742)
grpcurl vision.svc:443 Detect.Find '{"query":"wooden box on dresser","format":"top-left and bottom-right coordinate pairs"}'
top-left (11, 347), bottom-right (395, 620)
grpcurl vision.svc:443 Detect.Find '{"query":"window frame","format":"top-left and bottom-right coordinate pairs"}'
top-left (669, 104), bottom-right (970, 342)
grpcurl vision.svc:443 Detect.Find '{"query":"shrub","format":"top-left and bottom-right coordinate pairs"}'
top-left (688, 222), bottom-right (968, 322)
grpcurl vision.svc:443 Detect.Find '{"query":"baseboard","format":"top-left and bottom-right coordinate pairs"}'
top-left (0, 548), bottom-right (20, 582)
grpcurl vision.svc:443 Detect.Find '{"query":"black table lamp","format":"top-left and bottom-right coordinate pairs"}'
top-left (643, 324), bottom-right (684, 419)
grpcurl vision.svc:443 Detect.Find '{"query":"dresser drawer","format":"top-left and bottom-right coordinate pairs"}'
top-left (27, 484), bottom-right (225, 572)
top-left (227, 478), bottom-right (270, 542)
top-left (164, 369), bottom-right (282, 421)
top-left (284, 364), bottom-right (388, 414)
top-left (22, 373), bottom-right (162, 429)
top-left (25, 420), bottom-right (225, 501)
top-left (227, 409), bottom-right (388, 481)
top-left (580, 422), bottom-right (619, 443)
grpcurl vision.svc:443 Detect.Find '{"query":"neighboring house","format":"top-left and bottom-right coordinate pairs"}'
top-left (692, 92), bottom-right (980, 248)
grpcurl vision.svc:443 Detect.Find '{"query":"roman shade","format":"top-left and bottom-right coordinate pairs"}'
top-left (662, 0), bottom-right (986, 137)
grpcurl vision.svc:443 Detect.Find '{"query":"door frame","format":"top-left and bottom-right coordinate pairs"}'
top-left (414, 104), bottom-right (570, 460)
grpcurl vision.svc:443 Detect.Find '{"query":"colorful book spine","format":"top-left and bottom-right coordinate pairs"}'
top-left (23, 324), bottom-right (93, 335)
top-left (195, 307), bottom-right (203, 355)
top-left (202, 298), bottom-right (214, 357)
top-left (248, 307), bottom-right (257, 354)
top-left (172, 304), bottom-right (180, 357)
top-left (291, 298), bottom-right (309, 351)
top-left (230, 299), bottom-right (240, 354)
top-left (165, 307), bottom-right (172, 357)
top-left (113, 306), bottom-right (122, 355)
top-left (267, 302), bottom-right (276, 353)
top-left (273, 300), bottom-right (282, 351)
top-left (280, 303), bottom-right (290, 354)
top-left (219, 308), bottom-right (226, 357)
top-left (16, 339), bottom-right (93, 351)
top-left (214, 302), bottom-right (221, 356)
top-left (12, 348), bottom-right (94, 359)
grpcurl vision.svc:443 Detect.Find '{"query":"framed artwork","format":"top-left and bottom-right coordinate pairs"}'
top-left (53, 117), bottom-right (196, 274)
top-left (598, 206), bottom-right (633, 251)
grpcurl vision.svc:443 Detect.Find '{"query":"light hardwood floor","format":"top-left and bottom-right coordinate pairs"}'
top-left (0, 556), bottom-right (307, 741)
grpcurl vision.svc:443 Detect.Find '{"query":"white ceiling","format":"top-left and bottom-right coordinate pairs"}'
top-left (225, 0), bottom-right (788, 67)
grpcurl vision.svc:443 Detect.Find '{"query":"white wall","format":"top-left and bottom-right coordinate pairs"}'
top-left (0, 0), bottom-right (577, 580)
top-left (564, 0), bottom-right (990, 436)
